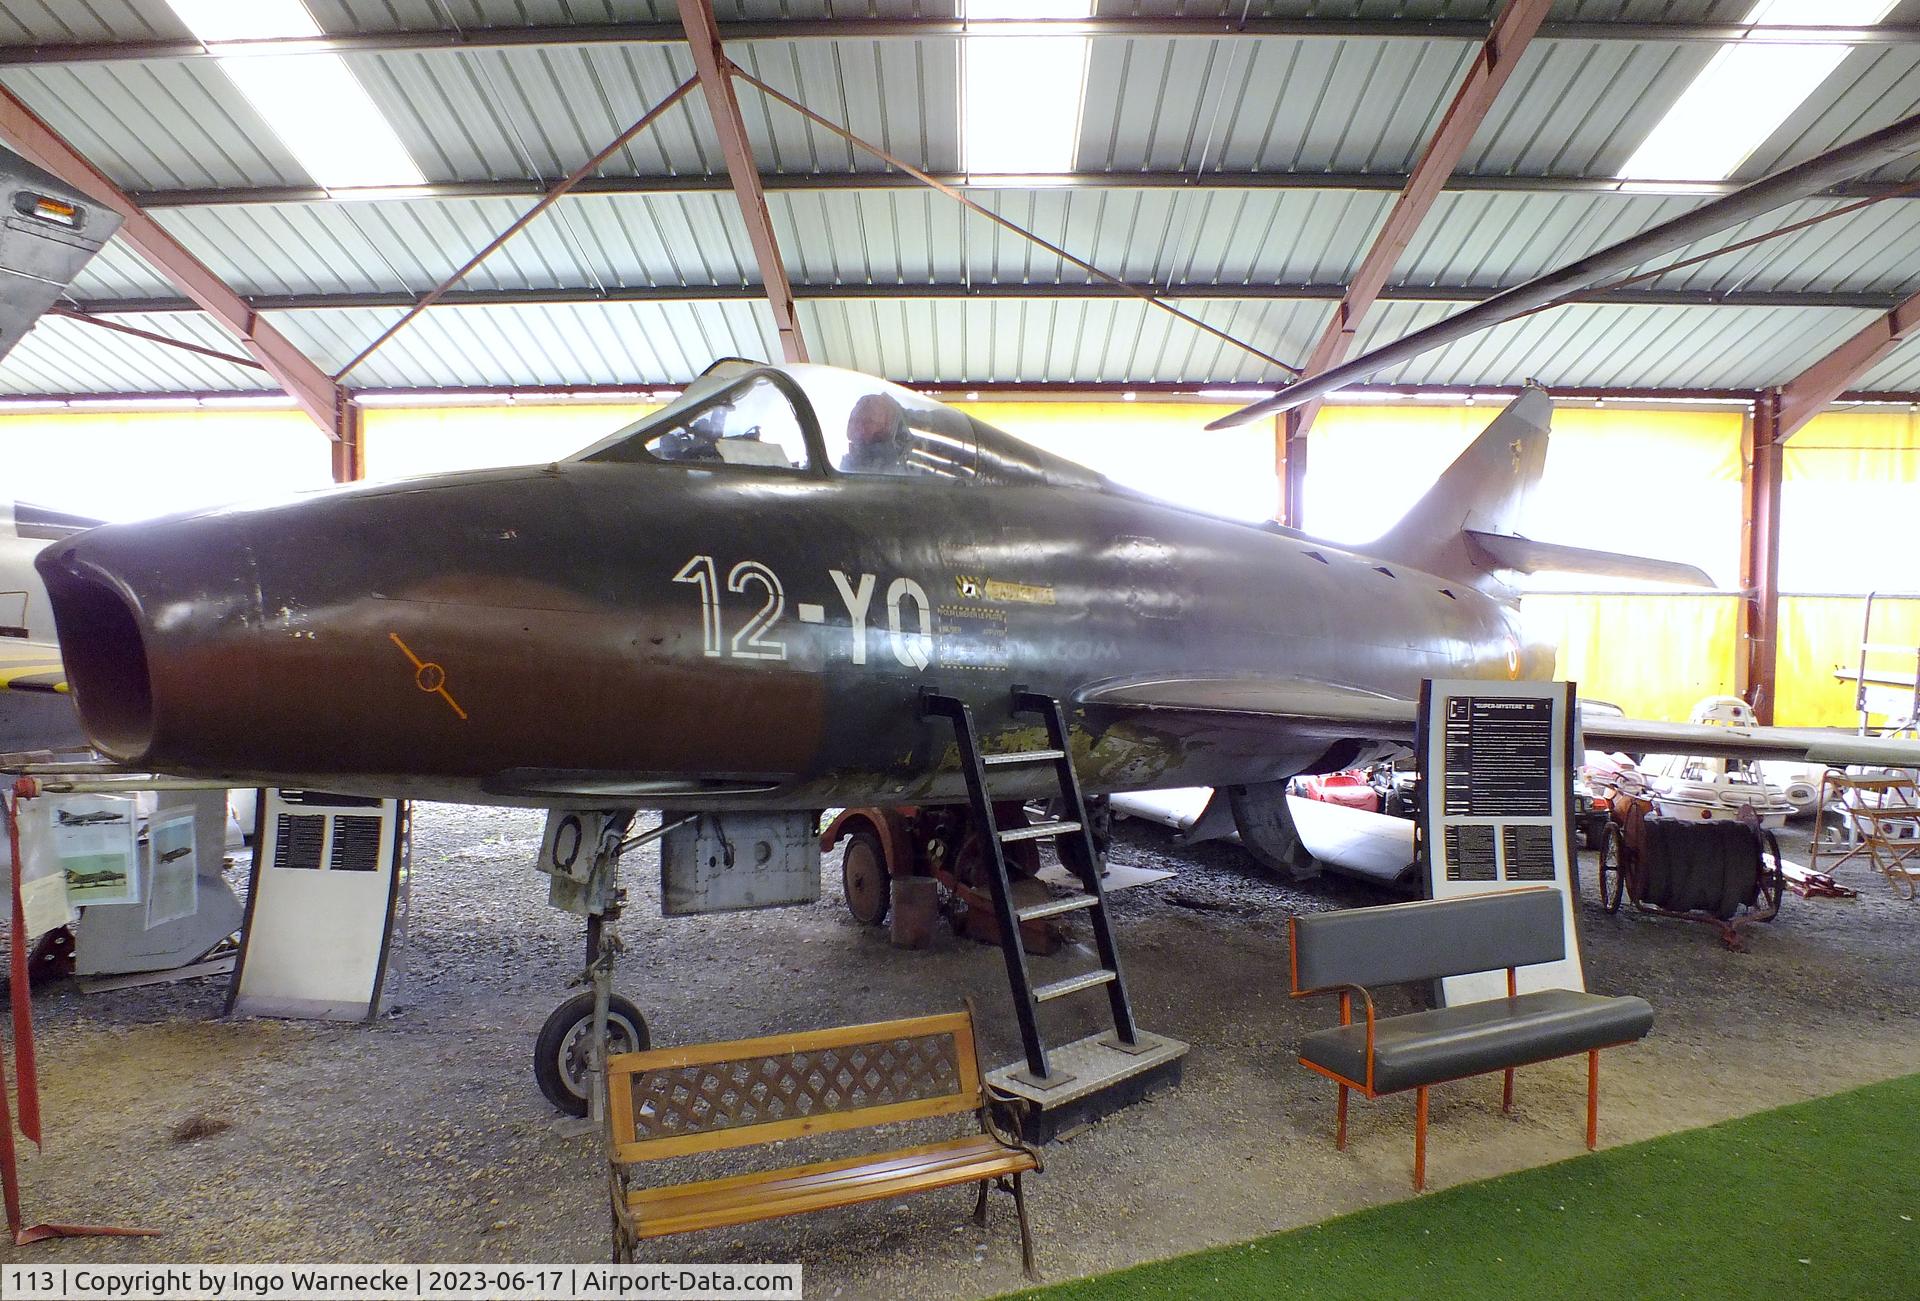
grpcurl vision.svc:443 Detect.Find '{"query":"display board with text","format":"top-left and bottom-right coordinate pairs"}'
top-left (1419, 678), bottom-right (1585, 1005)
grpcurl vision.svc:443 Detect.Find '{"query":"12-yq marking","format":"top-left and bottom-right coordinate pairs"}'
top-left (674, 557), bottom-right (933, 670)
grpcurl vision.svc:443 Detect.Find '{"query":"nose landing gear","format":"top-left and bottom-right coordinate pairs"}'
top-left (532, 812), bottom-right (687, 1118)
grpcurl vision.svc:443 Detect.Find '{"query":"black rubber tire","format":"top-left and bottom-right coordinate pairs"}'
top-left (840, 827), bottom-right (891, 926)
top-left (1600, 824), bottom-right (1627, 914)
top-left (534, 990), bottom-right (649, 1117)
top-left (1581, 818), bottom-right (1607, 853)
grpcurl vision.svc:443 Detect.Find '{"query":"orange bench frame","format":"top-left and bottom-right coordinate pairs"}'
top-left (1289, 914), bottom-right (1631, 1192)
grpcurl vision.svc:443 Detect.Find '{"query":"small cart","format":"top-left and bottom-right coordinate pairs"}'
top-left (1597, 789), bottom-right (1785, 949)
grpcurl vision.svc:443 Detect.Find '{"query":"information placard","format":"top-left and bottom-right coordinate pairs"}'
top-left (228, 791), bottom-right (408, 1022)
top-left (1419, 678), bottom-right (1585, 1005)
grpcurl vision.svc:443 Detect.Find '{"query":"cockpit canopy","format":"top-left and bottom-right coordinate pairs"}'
top-left (571, 361), bottom-right (1106, 491)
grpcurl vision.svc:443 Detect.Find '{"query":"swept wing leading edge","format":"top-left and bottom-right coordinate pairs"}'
top-left (1080, 676), bottom-right (1920, 769)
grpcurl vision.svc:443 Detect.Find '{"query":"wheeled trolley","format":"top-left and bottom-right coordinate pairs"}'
top-left (1598, 791), bottom-right (1785, 949)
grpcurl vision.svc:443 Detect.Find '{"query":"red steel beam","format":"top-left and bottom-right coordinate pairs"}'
top-left (1275, 411), bottom-right (1308, 530)
top-left (731, 66), bottom-right (1300, 375)
top-left (331, 400), bottom-right (366, 483)
top-left (0, 87), bottom-right (346, 438)
top-left (22, 382), bottom-right (1920, 408)
top-left (47, 306), bottom-right (265, 371)
top-left (675, 0), bottom-right (808, 363)
top-left (332, 76), bottom-right (697, 382)
top-left (1773, 287), bottom-right (1920, 442)
top-left (1739, 394), bottom-right (1784, 723)
top-left (1287, 0), bottom-right (1552, 446)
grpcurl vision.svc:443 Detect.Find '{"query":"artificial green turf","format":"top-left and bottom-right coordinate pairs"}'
top-left (1009, 1073), bottom-right (1920, 1300)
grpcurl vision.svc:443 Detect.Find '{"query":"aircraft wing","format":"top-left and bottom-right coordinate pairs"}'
top-left (1576, 717), bottom-right (1920, 767)
top-left (0, 638), bottom-right (66, 693)
top-left (1081, 677), bottom-right (1418, 744)
top-left (1079, 676), bottom-right (1920, 768)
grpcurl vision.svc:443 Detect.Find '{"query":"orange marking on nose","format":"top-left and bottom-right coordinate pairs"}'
top-left (389, 631), bottom-right (468, 721)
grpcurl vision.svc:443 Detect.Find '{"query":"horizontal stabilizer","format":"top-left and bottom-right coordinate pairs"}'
top-left (1463, 531), bottom-right (1714, 587)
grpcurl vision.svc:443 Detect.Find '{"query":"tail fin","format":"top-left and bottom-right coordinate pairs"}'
top-left (1368, 387), bottom-right (1551, 586)
top-left (1367, 387), bottom-right (1715, 590)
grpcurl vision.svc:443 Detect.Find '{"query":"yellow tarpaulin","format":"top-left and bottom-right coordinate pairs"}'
top-left (0, 406), bottom-right (327, 520)
top-left (361, 402), bottom-right (656, 480)
top-left (1780, 408), bottom-right (1919, 594)
top-left (966, 401), bottom-right (1277, 521)
top-left (1522, 593), bottom-right (1743, 721)
top-left (1777, 594), bottom-right (1920, 728)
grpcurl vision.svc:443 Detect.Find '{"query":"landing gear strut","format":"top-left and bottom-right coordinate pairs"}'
top-left (534, 958), bottom-right (652, 1115)
top-left (532, 811), bottom-right (686, 1118)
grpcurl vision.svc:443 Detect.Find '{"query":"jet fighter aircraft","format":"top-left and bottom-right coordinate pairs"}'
top-left (26, 360), bottom-right (1920, 873)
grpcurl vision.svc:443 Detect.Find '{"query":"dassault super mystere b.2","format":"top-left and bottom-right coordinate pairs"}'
top-left (35, 360), bottom-right (1912, 812)
top-left (23, 361), bottom-right (1920, 1110)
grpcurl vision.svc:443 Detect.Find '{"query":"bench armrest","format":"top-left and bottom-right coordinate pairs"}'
top-left (1292, 982), bottom-right (1377, 1093)
top-left (980, 1094), bottom-right (1044, 1173)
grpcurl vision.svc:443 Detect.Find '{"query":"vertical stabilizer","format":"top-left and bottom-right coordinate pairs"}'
top-left (1367, 387), bottom-right (1552, 587)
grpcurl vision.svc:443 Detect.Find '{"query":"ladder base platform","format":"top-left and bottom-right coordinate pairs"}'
top-left (987, 1029), bottom-right (1188, 1142)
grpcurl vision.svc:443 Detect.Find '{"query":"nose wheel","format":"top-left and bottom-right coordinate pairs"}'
top-left (534, 989), bottom-right (650, 1117)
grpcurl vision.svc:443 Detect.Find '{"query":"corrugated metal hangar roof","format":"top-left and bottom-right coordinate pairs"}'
top-left (4, 2), bottom-right (1920, 396)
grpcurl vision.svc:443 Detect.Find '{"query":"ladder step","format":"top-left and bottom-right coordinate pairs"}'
top-left (983, 748), bottom-right (1067, 767)
top-left (1000, 819), bottom-right (1080, 843)
top-left (1016, 894), bottom-right (1099, 922)
top-left (1033, 969), bottom-right (1117, 1003)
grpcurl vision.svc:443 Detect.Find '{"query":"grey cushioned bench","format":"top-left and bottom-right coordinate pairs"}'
top-left (1289, 887), bottom-right (1653, 1191)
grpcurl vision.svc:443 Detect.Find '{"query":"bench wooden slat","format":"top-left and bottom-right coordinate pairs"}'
top-left (629, 1133), bottom-right (1023, 1208)
top-left (629, 1134), bottom-right (1035, 1237)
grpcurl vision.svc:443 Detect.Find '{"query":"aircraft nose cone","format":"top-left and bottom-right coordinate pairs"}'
top-left (35, 516), bottom-right (258, 766)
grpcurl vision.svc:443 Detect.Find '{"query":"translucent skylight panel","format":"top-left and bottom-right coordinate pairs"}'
top-left (1619, 0), bottom-right (1898, 181)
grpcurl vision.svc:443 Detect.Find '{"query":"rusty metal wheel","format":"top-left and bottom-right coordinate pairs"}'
top-left (1758, 829), bottom-right (1786, 920)
top-left (841, 827), bottom-right (890, 926)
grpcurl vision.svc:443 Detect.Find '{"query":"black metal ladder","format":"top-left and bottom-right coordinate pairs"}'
top-left (923, 686), bottom-right (1139, 1086)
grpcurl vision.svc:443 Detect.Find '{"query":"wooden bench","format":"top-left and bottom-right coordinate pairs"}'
top-left (1289, 888), bottom-right (1653, 1191)
top-left (604, 1004), bottom-right (1041, 1276)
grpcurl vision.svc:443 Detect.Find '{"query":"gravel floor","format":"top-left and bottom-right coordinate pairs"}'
top-left (7, 805), bottom-right (1919, 1297)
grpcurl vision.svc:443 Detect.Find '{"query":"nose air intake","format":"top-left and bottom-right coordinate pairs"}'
top-left (36, 550), bottom-right (153, 763)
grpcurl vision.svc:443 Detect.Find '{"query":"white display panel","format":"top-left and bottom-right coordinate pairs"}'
top-left (228, 790), bottom-right (407, 1021)
top-left (1420, 679), bottom-right (1586, 1005)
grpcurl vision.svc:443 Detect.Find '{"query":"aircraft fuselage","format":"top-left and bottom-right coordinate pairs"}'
top-left (38, 454), bottom-right (1543, 810)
